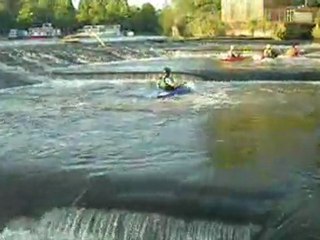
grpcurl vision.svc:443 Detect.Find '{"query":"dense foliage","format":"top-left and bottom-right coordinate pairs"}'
top-left (160, 0), bottom-right (223, 37)
top-left (1, 0), bottom-right (318, 38)
top-left (0, 0), bottom-right (223, 37)
top-left (0, 0), bottom-right (161, 34)
top-left (293, 0), bottom-right (320, 6)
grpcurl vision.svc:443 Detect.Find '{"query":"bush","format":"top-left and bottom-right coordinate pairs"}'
top-left (272, 22), bottom-right (315, 40)
top-left (186, 14), bottom-right (227, 37)
top-left (215, 22), bottom-right (228, 36)
top-left (247, 20), bottom-right (258, 37)
top-left (272, 23), bottom-right (286, 40)
top-left (259, 19), bottom-right (273, 33)
top-left (312, 24), bottom-right (320, 39)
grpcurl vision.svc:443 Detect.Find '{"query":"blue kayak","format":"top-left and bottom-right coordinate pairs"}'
top-left (156, 85), bottom-right (192, 99)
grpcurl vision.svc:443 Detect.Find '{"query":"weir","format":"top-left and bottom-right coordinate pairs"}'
top-left (50, 57), bottom-right (320, 81)
top-left (0, 169), bottom-right (286, 229)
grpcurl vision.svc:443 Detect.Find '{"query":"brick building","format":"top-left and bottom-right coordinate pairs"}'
top-left (221, 0), bottom-right (314, 23)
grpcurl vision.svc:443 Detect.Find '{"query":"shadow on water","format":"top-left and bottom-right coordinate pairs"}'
top-left (201, 84), bottom-right (320, 239)
top-left (0, 71), bottom-right (36, 90)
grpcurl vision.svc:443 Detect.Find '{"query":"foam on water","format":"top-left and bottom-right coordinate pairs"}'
top-left (0, 39), bottom-right (61, 48)
top-left (0, 208), bottom-right (260, 240)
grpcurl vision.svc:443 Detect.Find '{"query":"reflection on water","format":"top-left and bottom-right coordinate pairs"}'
top-left (205, 83), bottom-right (319, 168)
top-left (202, 84), bottom-right (320, 187)
top-left (200, 83), bottom-right (320, 238)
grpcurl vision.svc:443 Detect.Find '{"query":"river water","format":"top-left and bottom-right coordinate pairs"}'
top-left (0, 40), bottom-right (319, 240)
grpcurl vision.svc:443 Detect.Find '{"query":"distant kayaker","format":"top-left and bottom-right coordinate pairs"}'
top-left (286, 43), bottom-right (300, 57)
top-left (262, 44), bottom-right (278, 59)
top-left (227, 45), bottom-right (240, 58)
top-left (157, 67), bottom-right (177, 91)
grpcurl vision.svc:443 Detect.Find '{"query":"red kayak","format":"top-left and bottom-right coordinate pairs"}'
top-left (221, 56), bottom-right (250, 62)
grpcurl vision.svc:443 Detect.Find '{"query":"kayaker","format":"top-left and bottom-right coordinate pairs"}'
top-left (157, 67), bottom-right (177, 91)
top-left (262, 44), bottom-right (278, 59)
top-left (227, 45), bottom-right (239, 58)
top-left (286, 43), bottom-right (300, 57)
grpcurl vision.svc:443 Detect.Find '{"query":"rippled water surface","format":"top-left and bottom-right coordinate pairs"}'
top-left (0, 41), bottom-right (320, 240)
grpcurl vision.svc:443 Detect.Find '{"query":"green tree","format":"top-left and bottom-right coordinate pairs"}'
top-left (306, 0), bottom-right (320, 7)
top-left (130, 3), bottom-right (159, 33)
top-left (172, 0), bottom-right (196, 16)
top-left (88, 0), bottom-right (107, 24)
top-left (0, 0), bottom-right (14, 32)
top-left (316, 8), bottom-right (320, 25)
top-left (293, 0), bottom-right (320, 6)
top-left (6, 0), bottom-right (20, 15)
top-left (159, 6), bottom-right (174, 35)
top-left (312, 9), bottom-right (320, 39)
top-left (53, 0), bottom-right (76, 30)
top-left (121, 5), bottom-right (138, 30)
top-left (76, 0), bottom-right (91, 24)
top-left (160, 0), bottom-right (223, 37)
top-left (248, 19), bottom-right (258, 37)
top-left (1, 0), bottom-right (163, 34)
top-left (36, 0), bottom-right (54, 23)
top-left (105, 0), bottom-right (129, 24)
top-left (16, 0), bottom-right (36, 28)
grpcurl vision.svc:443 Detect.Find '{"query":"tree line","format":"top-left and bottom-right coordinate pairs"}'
top-left (0, 0), bottom-right (223, 37)
top-left (1, 0), bottom-right (318, 37)
top-left (0, 0), bottom-right (161, 34)
top-left (160, 0), bottom-right (223, 37)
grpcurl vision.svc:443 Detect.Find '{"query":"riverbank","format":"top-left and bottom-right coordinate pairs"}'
top-left (168, 36), bottom-right (317, 45)
top-left (2, 33), bottom-right (320, 48)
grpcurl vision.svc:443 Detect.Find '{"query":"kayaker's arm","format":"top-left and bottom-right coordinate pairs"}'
top-left (164, 77), bottom-right (175, 87)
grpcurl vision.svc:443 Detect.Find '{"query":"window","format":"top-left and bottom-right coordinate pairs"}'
top-left (286, 9), bottom-right (294, 22)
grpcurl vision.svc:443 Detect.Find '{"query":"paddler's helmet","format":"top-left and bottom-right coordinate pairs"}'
top-left (266, 44), bottom-right (271, 49)
top-left (230, 45), bottom-right (235, 50)
top-left (164, 67), bottom-right (171, 74)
